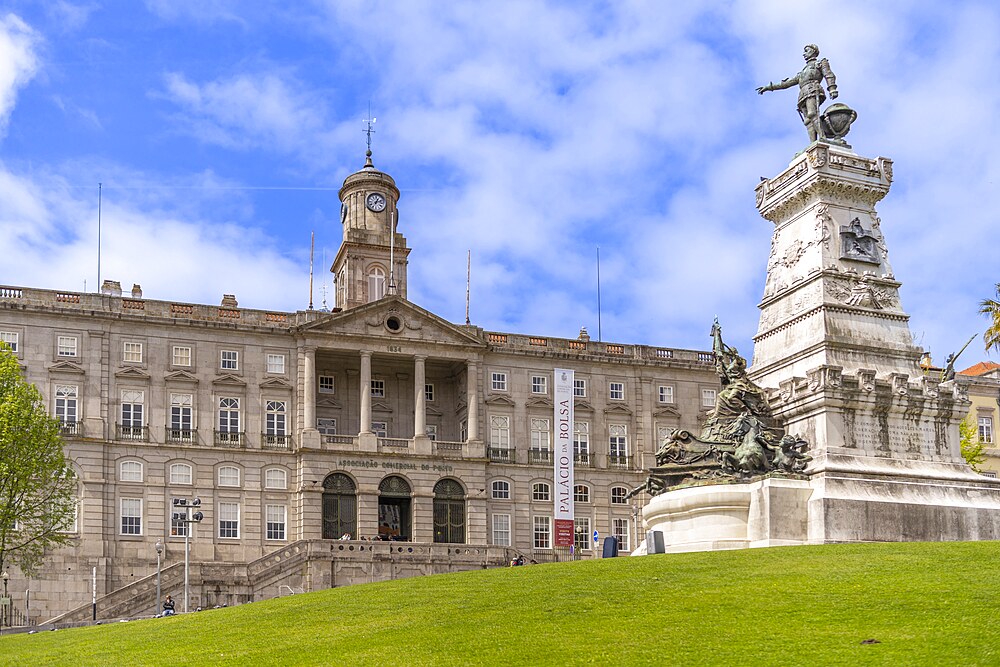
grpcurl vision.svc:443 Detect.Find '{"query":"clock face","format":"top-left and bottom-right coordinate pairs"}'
top-left (366, 192), bottom-right (387, 212)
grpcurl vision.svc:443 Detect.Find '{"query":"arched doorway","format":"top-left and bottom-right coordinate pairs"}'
top-left (378, 475), bottom-right (411, 540)
top-left (322, 473), bottom-right (357, 539)
top-left (433, 478), bottom-right (466, 544)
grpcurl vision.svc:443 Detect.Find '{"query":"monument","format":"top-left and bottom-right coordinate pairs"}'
top-left (636, 45), bottom-right (1000, 553)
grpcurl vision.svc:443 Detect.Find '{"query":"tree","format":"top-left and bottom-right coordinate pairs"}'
top-left (960, 414), bottom-right (986, 473)
top-left (981, 282), bottom-right (1000, 354)
top-left (0, 345), bottom-right (77, 578)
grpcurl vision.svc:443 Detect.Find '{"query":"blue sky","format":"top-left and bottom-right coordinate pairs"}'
top-left (0, 1), bottom-right (997, 367)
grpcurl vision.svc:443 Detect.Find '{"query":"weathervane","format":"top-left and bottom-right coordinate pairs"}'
top-left (363, 103), bottom-right (376, 155)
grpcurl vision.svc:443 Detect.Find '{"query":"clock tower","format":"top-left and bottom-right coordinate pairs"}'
top-left (332, 150), bottom-right (410, 310)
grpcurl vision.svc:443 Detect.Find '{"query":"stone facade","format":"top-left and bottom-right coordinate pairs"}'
top-left (0, 155), bottom-right (719, 623)
top-left (957, 363), bottom-right (1000, 477)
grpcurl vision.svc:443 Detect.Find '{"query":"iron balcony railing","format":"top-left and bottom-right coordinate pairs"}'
top-left (528, 449), bottom-right (552, 465)
top-left (166, 427), bottom-right (196, 444)
top-left (58, 420), bottom-right (82, 436)
top-left (261, 433), bottom-right (291, 450)
top-left (116, 423), bottom-right (149, 442)
top-left (214, 430), bottom-right (246, 448)
top-left (574, 452), bottom-right (593, 467)
top-left (608, 454), bottom-right (630, 469)
top-left (489, 447), bottom-right (514, 463)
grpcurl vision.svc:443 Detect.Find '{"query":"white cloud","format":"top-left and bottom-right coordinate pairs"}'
top-left (0, 14), bottom-right (40, 138)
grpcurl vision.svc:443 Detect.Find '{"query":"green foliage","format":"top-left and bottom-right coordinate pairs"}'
top-left (960, 415), bottom-right (986, 472)
top-left (981, 282), bottom-right (1000, 353)
top-left (0, 346), bottom-right (76, 577)
top-left (3, 541), bottom-right (1000, 665)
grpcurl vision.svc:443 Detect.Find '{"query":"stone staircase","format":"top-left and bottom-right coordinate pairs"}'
top-left (43, 562), bottom-right (186, 625)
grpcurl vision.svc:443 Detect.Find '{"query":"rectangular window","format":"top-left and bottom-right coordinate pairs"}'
top-left (219, 397), bottom-right (240, 433)
top-left (123, 341), bottom-right (143, 363)
top-left (0, 331), bottom-right (18, 353)
top-left (574, 422), bottom-right (590, 463)
top-left (371, 421), bottom-right (388, 438)
top-left (120, 498), bottom-right (142, 535)
top-left (218, 502), bottom-right (240, 539)
top-left (702, 388), bottom-right (717, 407)
top-left (609, 382), bottom-right (625, 400)
top-left (658, 385), bottom-right (675, 404)
top-left (426, 424), bottom-right (438, 441)
top-left (489, 415), bottom-right (510, 448)
top-left (533, 516), bottom-right (552, 549)
top-left (55, 385), bottom-right (78, 424)
top-left (265, 400), bottom-right (287, 436)
top-left (531, 375), bottom-right (547, 394)
top-left (609, 424), bottom-right (628, 466)
top-left (57, 336), bottom-right (78, 357)
top-left (370, 379), bottom-right (385, 398)
top-left (170, 393), bottom-right (193, 441)
top-left (460, 421), bottom-right (468, 442)
top-left (574, 517), bottom-right (591, 552)
top-left (425, 384), bottom-right (434, 401)
top-left (491, 372), bottom-right (507, 391)
top-left (492, 514), bottom-right (511, 547)
top-left (220, 349), bottom-right (239, 370)
top-left (980, 417), bottom-right (994, 444)
top-left (530, 418), bottom-right (551, 464)
top-left (573, 379), bottom-right (586, 398)
top-left (266, 354), bottom-right (285, 374)
top-left (172, 345), bottom-right (192, 367)
top-left (266, 505), bottom-right (287, 541)
top-left (612, 518), bottom-right (630, 552)
top-left (318, 375), bottom-right (335, 393)
top-left (120, 389), bottom-right (145, 430)
top-left (317, 418), bottom-right (337, 435)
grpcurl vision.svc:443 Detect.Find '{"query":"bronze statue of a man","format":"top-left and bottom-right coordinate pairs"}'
top-left (757, 44), bottom-right (838, 143)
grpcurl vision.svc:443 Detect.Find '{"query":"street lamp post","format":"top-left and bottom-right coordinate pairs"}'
top-left (1, 570), bottom-right (8, 635)
top-left (154, 540), bottom-right (163, 617)
top-left (171, 497), bottom-right (203, 614)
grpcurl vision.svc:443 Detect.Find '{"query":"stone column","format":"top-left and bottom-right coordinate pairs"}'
top-left (414, 355), bottom-right (427, 437)
top-left (360, 351), bottom-right (372, 434)
top-left (466, 360), bottom-right (479, 441)
top-left (303, 346), bottom-right (317, 430)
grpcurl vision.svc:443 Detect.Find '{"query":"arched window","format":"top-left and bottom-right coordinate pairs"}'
top-left (119, 460), bottom-right (143, 482)
top-left (532, 482), bottom-right (550, 501)
top-left (573, 484), bottom-right (590, 503)
top-left (218, 465), bottom-right (241, 487)
top-left (611, 485), bottom-right (629, 505)
top-left (433, 479), bottom-right (466, 544)
top-left (264, 468), bottom-right (288, 490)
top-left (491, 480), bottom-right (510, 499)
top-left (322, 473), bottom-right (357, 539)
top-left (169, 463), bottom-right (193, 485)
top-left (378, 475), bottom-right (411, 540)
top-left (367, 266), bottom-right (386, 302)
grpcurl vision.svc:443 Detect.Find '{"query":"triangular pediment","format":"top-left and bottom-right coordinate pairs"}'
top-left (165, 370), bottom-right (199, 384)
top-left (297, 295), bottom-right (488, 348)
top-left (574, 400), bottom-right (594, 413)
top-left (426, 405), bottom-right (443, 417)
top-left (485, 394), bottom-right (515, 407)
top-left (653, 405), bottom-right (681, 418)
top-left (317, 397), bottom-right (342, 409)
top-left (260, 377), bottom-right (293, 389)
top-left (48, 360), bottom-right (85, 375)
top-left (526, 397), bottom-right (553, 409)
top-left (114, 366), bottom-right (151, 380)
top-left (603, 404), bottom-right (633, 416)
top-left (212, 373), bottom-right (247, 387)
top-left (372, 400), bottom-right (393, 413)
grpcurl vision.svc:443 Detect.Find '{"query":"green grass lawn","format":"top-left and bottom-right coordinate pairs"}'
top-left (2, 541), bottom-right (998, 666)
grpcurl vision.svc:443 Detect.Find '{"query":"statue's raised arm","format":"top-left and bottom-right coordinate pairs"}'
top-left (756, 44), bottom-right (855, 145)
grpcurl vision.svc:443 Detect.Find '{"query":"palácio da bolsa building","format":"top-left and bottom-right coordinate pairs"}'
top-left (0, 151), bottom-right (719, 623)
